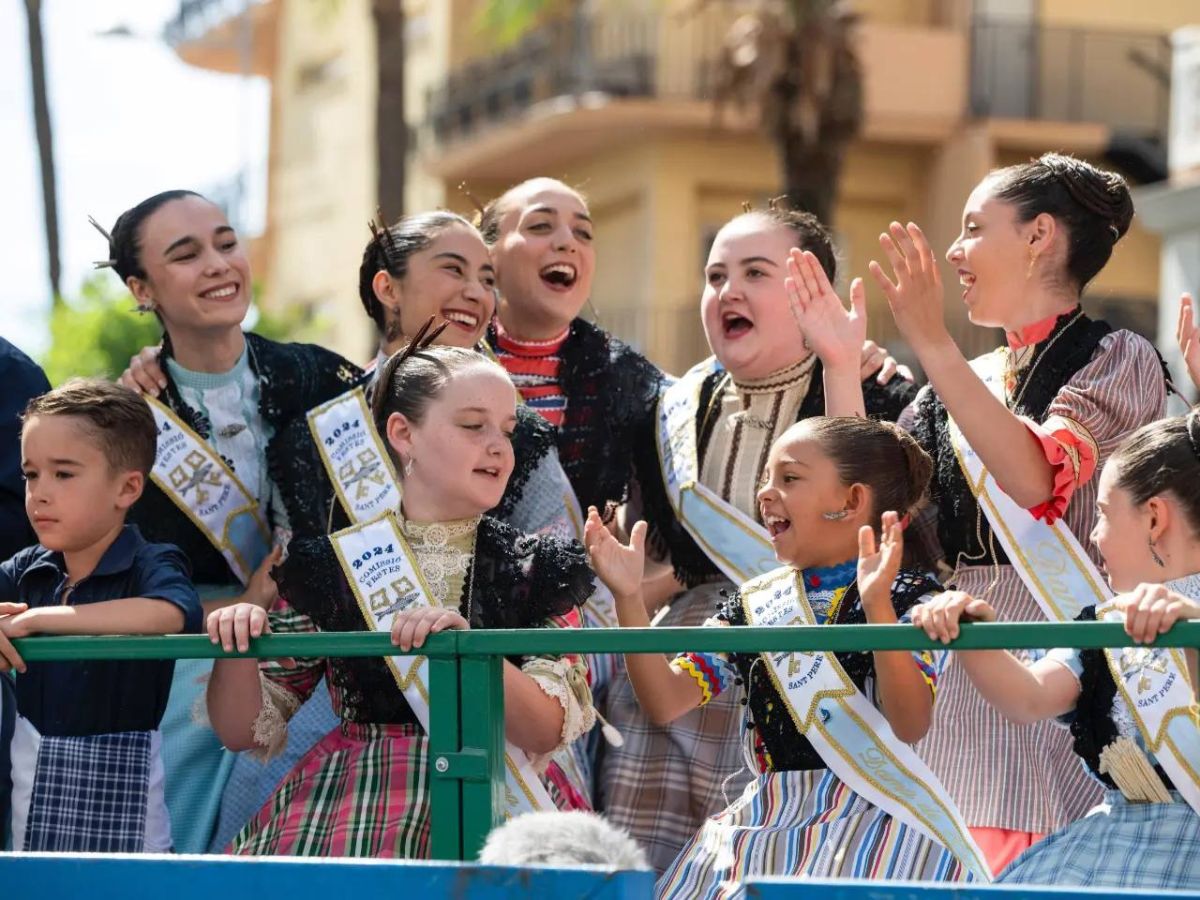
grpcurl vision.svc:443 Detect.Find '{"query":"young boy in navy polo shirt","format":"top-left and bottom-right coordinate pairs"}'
top-left (0, 379), bottom-right (201, 852)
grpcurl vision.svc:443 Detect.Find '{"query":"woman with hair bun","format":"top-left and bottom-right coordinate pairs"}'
top-left (911, 411), bottom-right (1200, 889)
top-left (790, 152), bottom-right (1170, 874)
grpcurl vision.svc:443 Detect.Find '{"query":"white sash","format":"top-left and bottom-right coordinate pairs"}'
top-left (147, 396), bottom-right (270, 585)
top-left (1098, 602), bottom-right (1200, 814)
top-left (656, 360), bottom-right (778, 584)
top-left (744, 567), bottom-right (991, 881)
top-left (946, 352), bottom-right (1108, 621)
top-left (308, 387), bottom-right (401, 524)
top-left (330, 514), bottom-right (554, 817)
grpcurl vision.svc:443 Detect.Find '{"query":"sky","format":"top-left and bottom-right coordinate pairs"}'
top-left (0, 0), bottom-right (269, 359)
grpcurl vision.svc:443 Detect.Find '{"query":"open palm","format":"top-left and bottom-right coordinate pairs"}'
top-left (786, 249), bottom-right (866, 371)
top-left (857, 511), bottom-right (904, 609)
top-left (584, 507), bottom-right (646, 599)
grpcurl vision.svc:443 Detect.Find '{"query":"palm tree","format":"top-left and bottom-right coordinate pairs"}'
top-left (22, 0), bottom-right (61, 302)
top-left (372, 0), bottom-right (407, 216)
top-left (477, 0), bottom-right (863, 225)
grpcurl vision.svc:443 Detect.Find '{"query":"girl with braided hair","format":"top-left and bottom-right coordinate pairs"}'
top-left (911, 410), bottom-right (1200, 889)
top-left (788, 152), bottom-right (1169, 873)
top-left (204, 341), bottom-right (596, 857)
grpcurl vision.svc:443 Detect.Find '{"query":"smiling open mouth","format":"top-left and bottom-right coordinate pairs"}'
top-left (200, 284), bottom-right (239, 300)
top-left (540, 263), bottom-right (577, 289)
top-left (764, 515), bottom-right (791, 537)
top-left (443, 310), bottom-right (481, 330)
top-left (722, 311), bottom-right (753, 338)
top-left (473, 466), bottom-right (502, 478)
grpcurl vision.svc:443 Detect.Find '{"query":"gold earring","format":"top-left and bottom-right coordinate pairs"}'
top-left (1026, 250), bottom-right (1039, 280)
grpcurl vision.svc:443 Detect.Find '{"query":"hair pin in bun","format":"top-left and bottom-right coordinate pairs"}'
top-left (87, 215), bottom-right (117, 269)
top-left (1108, 223), bottom-right (1120, 242)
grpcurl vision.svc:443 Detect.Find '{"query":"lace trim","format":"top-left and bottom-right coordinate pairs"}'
top-left (249, 673), bottom-right (302, 761)
top-left (521, 655), bottom-right (596, 773)
top-left (731, 354), bottom-right (817, 394)
top-left (400, 515), bottom-right (480, 606)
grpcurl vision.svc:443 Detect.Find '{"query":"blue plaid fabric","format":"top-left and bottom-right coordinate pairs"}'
top-left (24, 729), bottom-right (151, 852)
top-left (1000, 790), bottom-right (1200, 889)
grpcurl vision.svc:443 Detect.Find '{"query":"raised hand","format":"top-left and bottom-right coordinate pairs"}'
top-left (857, 511), bottom-right (904, 612)
top-left (584, 505), bottom-right (647, 601)
top-left (1114, 583), bottom-right (1200, 645)
top-left (869, 222), bottom-right (951, 352)
top-left (786, 248), bottom-right (867, 373)
top-left (910, 590), bottom-right (996, 644)
top-left (860, 340), bottom-right (915, 385)
top-left (118, 345), bottom-right (167, 396)
top-left (389, 607), bottom-right (469, 652)
top-left (1176, 293), bottom-right (1200, 392)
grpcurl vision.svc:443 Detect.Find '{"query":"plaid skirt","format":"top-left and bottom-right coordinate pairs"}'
top-left (596, 580), bottom-right (752, 873)
top-left (657, 768), bottom-right (971, 899)
top-left (231, 722), bottom-right (429, 858)
top-left (1000, 791), bottom-right (1200, 889)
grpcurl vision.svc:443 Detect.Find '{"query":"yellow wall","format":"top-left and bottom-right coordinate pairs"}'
top-left (1038, 0), bottom-right (1198, 31)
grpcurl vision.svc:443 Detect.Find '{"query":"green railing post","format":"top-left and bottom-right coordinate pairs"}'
top-left (458, 653), bottom-right (506, 860)
top-left (428, 653), bottom-right (463, 860)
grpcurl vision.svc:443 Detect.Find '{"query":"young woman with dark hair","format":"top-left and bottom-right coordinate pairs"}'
top-left (788, 152), bottom-right (1170, 874)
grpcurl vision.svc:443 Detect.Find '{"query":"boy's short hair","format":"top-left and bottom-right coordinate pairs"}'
top-left (23, 379), bottom-right (157, 476)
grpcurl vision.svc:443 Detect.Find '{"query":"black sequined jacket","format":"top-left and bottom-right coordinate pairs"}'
top-left (128, 332), bottom-right (361, 586)
top-left (911, 309), bottom-right (1120, 568)
top-left (274, 367), bottom-right (561, 540)
top-left (486, 318), bottom-right (666, 514)
top-left (273, 516), bottom-right (594, 725)
top-left (1064, 606), bottom-right (1177, 791)
top-left (721, 569), bottom-right (940, 772)
top-left (636, 358), bottom-right (918, 587)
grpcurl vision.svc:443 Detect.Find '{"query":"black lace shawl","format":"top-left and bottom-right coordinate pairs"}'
top-left (910, 310), bottom-right (1113, 567)
top-left (273, 516), bottom-right (595, 725)
top-left (128, 332), bottom-right (362, 586)
top-left (487, 318), bottom-right (666, 514)
top-left (1065, 606), bottom-right (1175, 791)
top-left (274, 367), bottom-right (561, 540)
top-left (721, 568), bottom-right (939, 772)
top-left (637, 360), bottom-right (918, 586)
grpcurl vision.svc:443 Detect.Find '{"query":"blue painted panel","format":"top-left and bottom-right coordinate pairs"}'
top-left (745, 878), bottom-right (1200, 899)
top-left (0, 853), bottom-right (654, 899)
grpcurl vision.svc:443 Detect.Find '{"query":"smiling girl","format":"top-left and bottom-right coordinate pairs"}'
top-left (789, 152), bottom-right (1170, 873)
top-left (94, 190), bottom-right (360, 851)
top-left (600, 205), bottom-right (916, 870)
top-left (588, 417), bottom-right (987, 895)
top-left (910, 411), bottom-right (1200, 890)
top-left (204, 344), bottom-right (596, 857)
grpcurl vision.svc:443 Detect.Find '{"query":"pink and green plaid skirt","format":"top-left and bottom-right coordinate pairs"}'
top-left (231, 722), bottom-right (429, 858)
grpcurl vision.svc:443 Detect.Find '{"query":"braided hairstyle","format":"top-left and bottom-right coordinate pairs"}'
top-left (93, 189), bottom-right (204, 283)
top-left (1111, 410), bottom-right (1200, 533)
top-left (990, 152), bottom-right (1134, 292)
top-left (801, 416), bottom-right (933, 528)
top-left (358, 211), bottom-right (479, 331)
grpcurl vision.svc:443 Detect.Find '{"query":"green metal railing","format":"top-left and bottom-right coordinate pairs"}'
top-left (14, 621), bottom-right (1200, 860)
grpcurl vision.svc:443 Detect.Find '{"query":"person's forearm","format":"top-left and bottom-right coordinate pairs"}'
top-left (206, 658), bottom-right (265, 751)
top-left (862, 598), bottom-right (931, 741)
top-left (503, 662), bottom-right (566, 754)
top-left (822, 366), bottom-right (867, 418)
top-left (17, 598), bottom-right (184, 635)
top-left (956, 650), bottom-right (1072, 724)
top-left (917, 342), bottom-right (1054, 507)
top-left (615, 589), bottom-right (703, 724)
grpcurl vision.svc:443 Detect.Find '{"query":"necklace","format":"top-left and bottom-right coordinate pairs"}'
top-left (1005, 308), bottom-right (1084, 411)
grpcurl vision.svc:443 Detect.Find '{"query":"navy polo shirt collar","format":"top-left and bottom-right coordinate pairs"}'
top-left (18, 525), bottom-right (147, 583)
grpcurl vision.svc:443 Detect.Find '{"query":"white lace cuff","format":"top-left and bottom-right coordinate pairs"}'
top-left (521, 655), bottom-right (596, 773)
top-left (249, 673), bottom-right (302, 761)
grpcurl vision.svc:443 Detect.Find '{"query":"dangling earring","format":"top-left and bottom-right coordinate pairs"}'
top-left (136, 301), bottom-right (157, 314)
top-left (1026, 250), bottom-right (1039, 280)
top-left (404, 456), bottom-right (415, 477)
top-left (1149, 538), bottom-right (1166, 568)
top-left (822, 510), bottom-right (848, 522)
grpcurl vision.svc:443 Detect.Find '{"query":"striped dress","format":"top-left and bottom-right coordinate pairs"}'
top-left (657, 564), bottom-right (967, 899)
top-left (910, 321), bottom-right (1167, 838)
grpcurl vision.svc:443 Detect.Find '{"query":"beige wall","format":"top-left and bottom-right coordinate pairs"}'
top-left (1038, 0), bottom-right (1198, 31)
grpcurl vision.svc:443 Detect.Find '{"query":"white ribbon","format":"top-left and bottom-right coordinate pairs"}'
top-left (744, 567), bottom-right (991, 881)
top-left (331, 514), bottom-right (554, 817)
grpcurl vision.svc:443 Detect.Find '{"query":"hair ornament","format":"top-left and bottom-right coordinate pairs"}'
top-left (1108, 223), bottom-right (1121, 242)
top-left (457, 181), bottom-right (486, 217)
top-left (368, 207), bottom-right (401, 263)
top-left (87, 215), bottom-right (117, 269)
